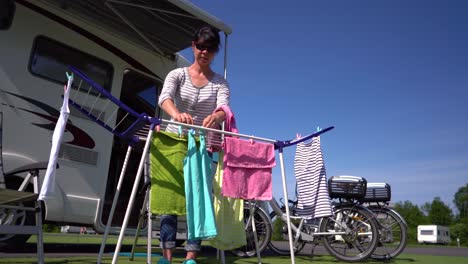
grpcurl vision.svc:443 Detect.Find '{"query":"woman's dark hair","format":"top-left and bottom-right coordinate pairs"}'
top-left (193, 26), bottom-right (220, 51)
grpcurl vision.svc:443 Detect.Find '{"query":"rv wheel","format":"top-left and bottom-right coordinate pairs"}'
top-left (0, 176), bottom-right (35, 250)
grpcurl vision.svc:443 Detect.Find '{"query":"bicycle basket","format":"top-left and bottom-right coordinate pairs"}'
top-left (360, 182), bottom-right (391, 202)
top-left (328, 175), bottom-right (367, 199)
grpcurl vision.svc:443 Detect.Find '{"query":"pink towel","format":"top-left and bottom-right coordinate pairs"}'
top-left (218, 105), bottom-right (238, 134)
top-left (207, 105), bottom-right (238, 152)
top-left (222, 137), bottom-right (275, 200)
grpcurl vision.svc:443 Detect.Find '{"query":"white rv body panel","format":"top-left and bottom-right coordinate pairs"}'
top-left (1, 3), bottom-right (175, 225)
top-left (417, 225), bottom-right (451, 244)
top-left (0, 0), bottom-right (231, 237)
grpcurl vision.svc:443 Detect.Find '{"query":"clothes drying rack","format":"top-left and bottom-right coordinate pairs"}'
top-left (65, 66), bottom-right (333, 264)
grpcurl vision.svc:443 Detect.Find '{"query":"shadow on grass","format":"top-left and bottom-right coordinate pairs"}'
top-left (391, 257), bottom-right (417, 262)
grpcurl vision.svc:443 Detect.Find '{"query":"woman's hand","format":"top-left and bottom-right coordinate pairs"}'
top-left (174, 112), bottom-right (194, 125)
top-left (202, 114), bottom-right (220, 128)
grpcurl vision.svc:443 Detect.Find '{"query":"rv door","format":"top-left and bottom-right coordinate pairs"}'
top-left (96, 69), bottom-right (163, 233)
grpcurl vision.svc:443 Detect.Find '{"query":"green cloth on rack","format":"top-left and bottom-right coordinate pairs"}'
top-left (150, 131), bottom-right (191, 215)
top-left (209, 151), bottom-right (246, 250)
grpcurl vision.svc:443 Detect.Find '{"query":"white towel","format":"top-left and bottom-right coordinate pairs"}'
top-left (38, 76), bottom-right (72, 200)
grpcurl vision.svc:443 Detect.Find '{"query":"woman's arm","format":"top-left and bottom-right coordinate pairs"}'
top-left (158, 68), bottom-right (193, 124)
top-left (161, 99), bottom-right (193, 124)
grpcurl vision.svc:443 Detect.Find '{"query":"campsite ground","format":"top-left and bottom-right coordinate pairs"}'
top-left (0, 233), bottom-right (467, 263)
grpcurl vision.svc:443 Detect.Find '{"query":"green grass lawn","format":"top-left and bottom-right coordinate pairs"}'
top-left (0, 254), bottom-right (467, 264)
top-left (12, 233), bottom-right (466, 264)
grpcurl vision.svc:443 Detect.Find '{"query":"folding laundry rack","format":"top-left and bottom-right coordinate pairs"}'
top-left (65, 66), bottom-right (333, 264)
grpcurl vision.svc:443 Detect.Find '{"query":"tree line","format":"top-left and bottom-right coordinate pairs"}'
top-left (393, 183), bottom-right (468, 246)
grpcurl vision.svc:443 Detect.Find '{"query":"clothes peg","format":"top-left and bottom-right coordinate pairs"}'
top-left (66, 72), bottom-right (74, 82)
top-left (178, 125), bottom-right (183, 138)
top-left (317, 126), bottom-right (321, 132)
top-left (296, 133), bottom-right (301, 139)
top-left (249, 137), bottom-right (254, 145)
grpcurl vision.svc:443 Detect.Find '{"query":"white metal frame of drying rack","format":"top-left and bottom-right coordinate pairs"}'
top-left (102, 118), bottom-right (333, 264)
top-left (64, 66), bottom-right (333, 264)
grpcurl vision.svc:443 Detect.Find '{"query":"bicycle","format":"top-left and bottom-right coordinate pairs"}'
top-left (230, 201), bottom-right (273, 257)
top-left (267, 176), bottom-right (380, 262)
top-left (359, 182), bottom-right (408, 260)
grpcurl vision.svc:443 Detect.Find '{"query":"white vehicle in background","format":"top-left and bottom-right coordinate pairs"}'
top-left (60, 225), bottom-right (81, 234)
top-left (417, 225), bottom-right (451, 245)
top-left (60, 226), bottom-right (96, 235)
top-left (0, 0), bottom-right (231, 249)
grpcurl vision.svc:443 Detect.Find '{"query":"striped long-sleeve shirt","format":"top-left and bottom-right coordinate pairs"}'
top-left (158, 67), bottom-right (230, 135)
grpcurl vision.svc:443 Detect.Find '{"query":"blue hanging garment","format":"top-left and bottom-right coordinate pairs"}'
top-left (184, 130), bottom-right (217, 240)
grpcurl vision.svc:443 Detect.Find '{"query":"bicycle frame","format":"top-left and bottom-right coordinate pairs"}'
top-left (267, 196), bottom-right (381, 263)
top-left (269, 198), bottom-right (376, 240)
top-left (268, 199), bottom-right (315, 242)
top-left (330, 199), bottom-right (378, 237)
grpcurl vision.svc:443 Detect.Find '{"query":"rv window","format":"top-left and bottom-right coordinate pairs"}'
top-left (29, 36), bottom-right (113, 94)
top-left (110, 69), bottom-right (161, 136)
top-left (0, 0), bottom-right (15, 30)
top-left (121, 69), bottom-right (161, 117)
top-left (420, 230), bottom-right (433, 235)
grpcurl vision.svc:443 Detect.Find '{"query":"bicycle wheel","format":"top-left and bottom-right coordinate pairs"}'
top-left (267, 212), bottom-right (310, 255)
top-left (230, 204), bottom-right (272, 257)
top-left (368, 206), bottom-right (408, 260)
top-left (319, 205), bottom-right (379, 262)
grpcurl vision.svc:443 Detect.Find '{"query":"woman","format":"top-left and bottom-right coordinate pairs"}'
top-left (156, 26), bottom-right (230, 264)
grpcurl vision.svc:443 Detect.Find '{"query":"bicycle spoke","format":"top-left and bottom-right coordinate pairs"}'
top-left (230, 203), bottom-right (272, 257)
top-left (320, 206), bottom-right (379, 262)
top-left (368, 206), bottom-right (408, 260)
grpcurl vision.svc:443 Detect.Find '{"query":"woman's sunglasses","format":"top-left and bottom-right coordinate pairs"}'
top-left (195, 43), bottom-right (218, 53)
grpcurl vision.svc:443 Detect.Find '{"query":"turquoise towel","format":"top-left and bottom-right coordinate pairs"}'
top-left (185, 130), bottom-right (217, 240)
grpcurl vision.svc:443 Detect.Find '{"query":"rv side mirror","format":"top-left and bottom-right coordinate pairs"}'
top-left (0, 0), bottom-right (15, 30)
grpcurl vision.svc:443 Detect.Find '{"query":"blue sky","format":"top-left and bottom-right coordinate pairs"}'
top-left (183, 0), bottom-right (468, 211)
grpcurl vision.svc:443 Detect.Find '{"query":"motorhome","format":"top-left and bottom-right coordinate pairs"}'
top-left (417, 225), bottom-right (451, 245)
top-left (0, 0), bottom-right (231, 248)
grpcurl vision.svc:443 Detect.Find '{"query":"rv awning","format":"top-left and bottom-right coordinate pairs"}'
top-left (34, 0), bottom-right (232, 56)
